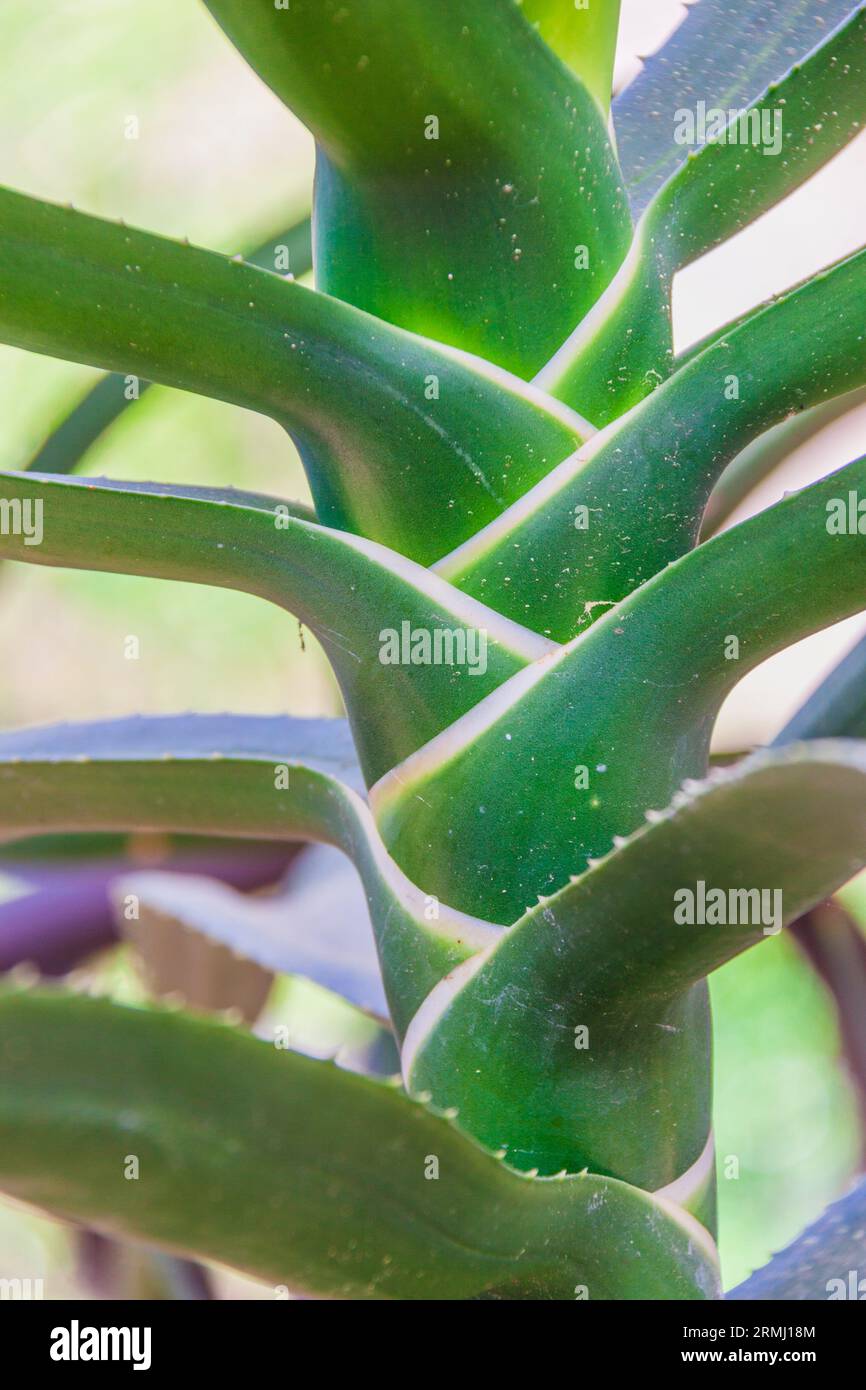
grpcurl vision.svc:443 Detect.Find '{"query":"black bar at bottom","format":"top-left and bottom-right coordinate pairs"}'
top-left (0, 1295), bottom-right (859, 1374)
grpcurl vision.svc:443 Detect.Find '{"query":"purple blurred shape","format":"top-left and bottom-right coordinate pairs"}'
top-left (0, 845), bottom-right (295, 975)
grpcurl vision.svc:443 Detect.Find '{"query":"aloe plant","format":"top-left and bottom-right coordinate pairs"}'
top-left (0, 0), bottom-right (865, 1300)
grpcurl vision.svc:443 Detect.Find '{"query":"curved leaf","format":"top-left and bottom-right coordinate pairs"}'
top-left (0, 187), bottom-right (585, 563)
top-left (0, 988), bottom-right (720, 1299)
top-left (444, 245), bottom-right (866, 639)
top-left (651, 7), bottom-right (866, 270)
top-left (0, 715), bottom-right (499, 1033)
top-left (0, 471), bottom-right (554, 782)
top-left (376, 454), bottom-right (866, 923)
top-left (541, 7), bottom-right (866, 423)
top-left (22, 215), bottom-right (313, 477)
top-left (403, 741), bottom-right (866, 1192)
top-left (205, 0), bottom-right (631, 377)
top-left (613, 0), bottom-right (860, 215)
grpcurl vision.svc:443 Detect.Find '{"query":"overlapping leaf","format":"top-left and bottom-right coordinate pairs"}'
top-left (443, 245), bottom-right (866, 638)
top-left (518, 1), bottom-right (621, 111)
top-left (204, 0), bottom-right (631, 376)
top-left (546, 7), bottom-right (866, 423)
top-left (614, 0), bottom-right (861, 214)
top-left (0, 471), bottom-right (553, 782)
top-left (0, 988), bottom-right (720, 1299)
top-left (403, 741), bottom-right (866, 1195)
top-left (22, 214), bottom-right (313, 477)
top-left (378, 455), bottom-right (866, 920)
top-left (0, 187), bottom-right (586, 564)
top-left (0, 715), bottom-right (498, 1033)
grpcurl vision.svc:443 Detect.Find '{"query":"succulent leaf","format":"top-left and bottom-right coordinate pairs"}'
top-left (0, 187), bottom-right (585, 563)
top-left (204, 0), bottom-right (632, 376)
top-left (0, 715), bottom-right (499, 1033)
top-left (0, 0), bottom-right (863, 1301)
top-left (378, 455), bottom-right (866, 920)
top-left (702, 386), bottom-right (866, 536)
top-left (404, 740), bottom-right (866, 1190)
top-left (542, 6), bottom-right (866, 422)
top-left (613, 0), bottom-right (862, 215)
top-left (446, 245), bottom-right (866, 637)
top-left (0, 988), bottom-right (720, 1300)
top-left (22, 216), bottom-right (313, 477)
top-left (0, 471), bottom-right (553, 782)
top-left (518, 0), bottom-right (622, 111)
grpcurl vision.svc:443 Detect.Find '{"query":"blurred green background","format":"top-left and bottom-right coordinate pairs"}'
top-left (0, 0), bottom-right (862, 1298)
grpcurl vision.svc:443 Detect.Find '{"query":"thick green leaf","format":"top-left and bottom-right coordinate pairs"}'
top-left (0, 716), bottom-right (500, 1033)
top-left (519, 0), bottom-right (621, 110)
top-left (404, 741), bottom-right (866, 1195)
top-left (552, 6), bottom-right (866, 425)
top-left (377, 454), bottom-right (866, 922)
top-left (443, 245), bottom-right (866, 639)
top-left (0, 187), bottom-right (585, 563)
top-left (0, 471), bottom-right (553, 782)
top-left (22, 216), bottom-right (313, 477)
top-left (613, 0), bottom-right (861, 215)
top-left (651, 7), bottom-right (866, 271)
top-left (205, 0), bottom-right (632, 377)
top-left (728, 1175), bottom-right (866, 1300)
top-left (0, 989), bottom-right (719, 1299)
